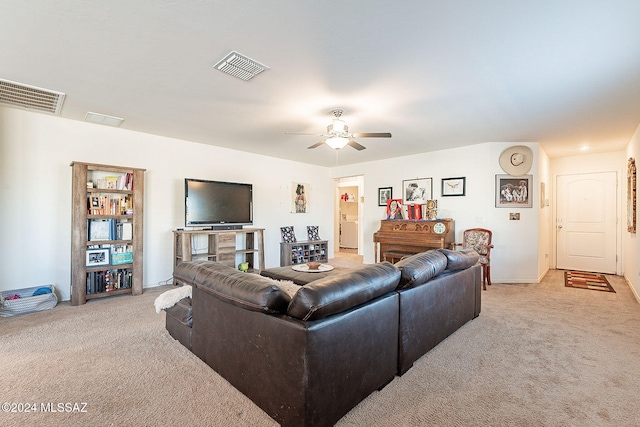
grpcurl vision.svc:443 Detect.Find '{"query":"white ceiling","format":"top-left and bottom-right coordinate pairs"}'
top-left (2, 1), bottom-right (640, 167)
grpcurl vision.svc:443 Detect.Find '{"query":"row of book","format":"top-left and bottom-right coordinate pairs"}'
top-left (86, 269), bottom-right (132, 294)
top-left (87, 194), bottom-right (132, 215)
top-left (88, 219), bottom-right (133, 241)
top-left (89, 173), bottom-right (134, 191)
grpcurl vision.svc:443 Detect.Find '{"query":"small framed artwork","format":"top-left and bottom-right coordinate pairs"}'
top-left (441, 177), bottom-right (466, 197)
top-left (496, 174), bottom-right (532, 208)
top-left (86, 248), bottom-right (110, 267)
top-left (402, 178), bottom-right (432, 204)
top-left (628, 158), bottom-right (636, 233)
top-left (292, 182), bottom-right (308, 214)
top-left (378, 187), bottom-right (393, 206)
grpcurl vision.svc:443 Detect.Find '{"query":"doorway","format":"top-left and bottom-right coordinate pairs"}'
top-left (334, 176), bottom-right (364, 263)
top-left (556, 172), bottom-right (617, 274)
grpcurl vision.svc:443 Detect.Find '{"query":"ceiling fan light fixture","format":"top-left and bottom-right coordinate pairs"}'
top-left (331, 118), bottom-right (347, 134)
top-left (326, 136), bottom-right (349, 150)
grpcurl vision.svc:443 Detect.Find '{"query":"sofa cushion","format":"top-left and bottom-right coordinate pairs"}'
top-left (438, 248), bottom-right (480, 271)
top-left (287, 262), bottom-right (400, 321)
top-left (174, 261), bottom-right (289, 314)
top-left (394, 250), bottom-right (448, 289)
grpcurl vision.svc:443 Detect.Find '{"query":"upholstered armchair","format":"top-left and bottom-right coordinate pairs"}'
top-left (452, 228), bottom-right (493, 290)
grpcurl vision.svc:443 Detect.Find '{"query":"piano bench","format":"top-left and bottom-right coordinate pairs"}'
top-left (383, 251), bottom-right (415, 263)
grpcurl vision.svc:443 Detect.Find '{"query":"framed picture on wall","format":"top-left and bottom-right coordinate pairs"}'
top-left (292, 182), bottom-right (308, 213)
top-left (495, 174), bottom-right (532, 208)
top-left (441, 177), bottom-right (466, 197)
top-left (628, 158), bottom-right (636, 233)
top-left (378, 187), bottom-right (392, 206)
top-left (402, 178), bottom-right (432, 204)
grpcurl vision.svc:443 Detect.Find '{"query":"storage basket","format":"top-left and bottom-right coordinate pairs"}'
top-left (0, 285), bottom-right (58, 317)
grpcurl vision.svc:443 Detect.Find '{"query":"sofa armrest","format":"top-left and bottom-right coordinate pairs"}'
top-left (175, 261), bottom-right (289, 314)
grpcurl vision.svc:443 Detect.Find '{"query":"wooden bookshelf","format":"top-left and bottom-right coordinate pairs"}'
top-left (70, 162), bottom-right (145, 305)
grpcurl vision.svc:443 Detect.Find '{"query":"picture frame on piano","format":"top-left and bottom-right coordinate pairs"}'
top-left (403, 178), bottom-right (432, 205)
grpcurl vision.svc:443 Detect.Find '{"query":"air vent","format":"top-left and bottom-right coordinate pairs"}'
top-left (85, 112), bottom-right (124, 127)
top-left (213, 51), bottom-right (269, 81)
top-left (0, 78), bottom-right (65, 115)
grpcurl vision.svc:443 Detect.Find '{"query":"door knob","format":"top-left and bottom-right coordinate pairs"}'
top-left (558, 225), bottom-right (563, 229)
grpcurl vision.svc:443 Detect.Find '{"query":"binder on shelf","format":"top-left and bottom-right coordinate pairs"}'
top-left (120, 222), bottom-right (133, 240)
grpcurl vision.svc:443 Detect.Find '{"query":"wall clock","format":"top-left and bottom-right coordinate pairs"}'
top-left (433, 222), bottom-right (446, 234)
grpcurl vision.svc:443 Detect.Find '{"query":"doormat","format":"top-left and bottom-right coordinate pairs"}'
top-left (564, 271), bottom-right (615, 293)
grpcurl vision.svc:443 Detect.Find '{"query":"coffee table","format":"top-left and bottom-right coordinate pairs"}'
top-left (291, 264), bottom-right (334, 273)
top-left (261, 264), bottom-right (346, 285)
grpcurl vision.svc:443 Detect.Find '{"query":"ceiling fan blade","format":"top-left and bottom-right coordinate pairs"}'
top-left (351, 132), bottom-right (392, 138)
top-left (347, 140), bottom-right (366, 151)
top-left (307, 141), bottom-right (326, 149)
top-left (285, 132), bottom-right (327, 136)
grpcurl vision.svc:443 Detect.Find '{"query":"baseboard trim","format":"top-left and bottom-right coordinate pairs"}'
top-left (623, 273), bottom-right (640, 304)
top-left (537, 266), bottom-right (550, 283)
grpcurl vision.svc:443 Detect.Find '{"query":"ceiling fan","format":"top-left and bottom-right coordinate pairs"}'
top-left (285, 108), bottom-right (392, 150)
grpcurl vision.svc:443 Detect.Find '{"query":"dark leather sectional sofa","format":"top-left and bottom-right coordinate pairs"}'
top-left (166, 248), bottom-right (481, 427)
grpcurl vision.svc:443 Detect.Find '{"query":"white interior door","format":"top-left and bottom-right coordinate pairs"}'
top-left (556, 172), bottom-right (617, 273)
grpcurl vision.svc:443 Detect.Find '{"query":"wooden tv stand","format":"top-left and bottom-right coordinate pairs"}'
top-left (173, 228), bottom-right (265, 273)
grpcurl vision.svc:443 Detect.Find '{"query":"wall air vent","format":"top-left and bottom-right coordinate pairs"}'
top-left (0, 78), bottom-right (65, 115)
top-left (213, 51), bottom-right (269, 81)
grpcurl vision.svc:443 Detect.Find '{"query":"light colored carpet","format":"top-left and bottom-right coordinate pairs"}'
top-left (1, 269), bottom-right (639, 426)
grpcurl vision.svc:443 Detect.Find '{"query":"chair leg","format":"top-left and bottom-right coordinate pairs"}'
top-left (481, 265), bottom-right (487, 291)
top-left (486, 265), bottom-right (491, 287)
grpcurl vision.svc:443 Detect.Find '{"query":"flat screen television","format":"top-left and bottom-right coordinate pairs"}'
top-left (185, 178), bottom-right (253, 229)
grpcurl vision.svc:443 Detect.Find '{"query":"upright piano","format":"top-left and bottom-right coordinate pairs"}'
top-left (373, 219), bottom-right (455, 263)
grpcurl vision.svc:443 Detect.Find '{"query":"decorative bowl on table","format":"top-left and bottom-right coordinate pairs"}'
top-left (306, 261), bottom-right (321, 270)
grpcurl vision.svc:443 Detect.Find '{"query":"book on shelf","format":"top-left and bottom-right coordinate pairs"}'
top-left (105, 176), bottom-right (118, 189)
top-left (86, 268), bottom-right (133, 294)
top-left (117, 221), bottom-right (133, 240)
top-left (86, 194), bottom-right (131, 215)
top-left (111, 244), bottom-right (133, 265)
top-left (89, 219), bottom-right (135, 241)
top-left (91, 173), bottom-right (133, 191)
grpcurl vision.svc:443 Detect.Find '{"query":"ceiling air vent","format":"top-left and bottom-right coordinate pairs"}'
top-left (213, 51), bottom-right (269, 81)
top-left (85, 112), bottom-right (124, 127)
top-left (0, 78), bottom-right (65, 115)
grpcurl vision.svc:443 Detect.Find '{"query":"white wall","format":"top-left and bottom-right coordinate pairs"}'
top-left (625, 124), bottom-right (640, 301)
top-left (3, 106), bottom-right (633, 300)
top-left (537, 147), bottom-right (553, 281)
top-left (0, 108), bottom-right (333, 301)
top-left (331, 142), bottom-right (544, 284)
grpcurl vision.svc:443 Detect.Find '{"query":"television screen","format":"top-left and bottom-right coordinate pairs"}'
top-left (185, 179), bottom-right (253, 227)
